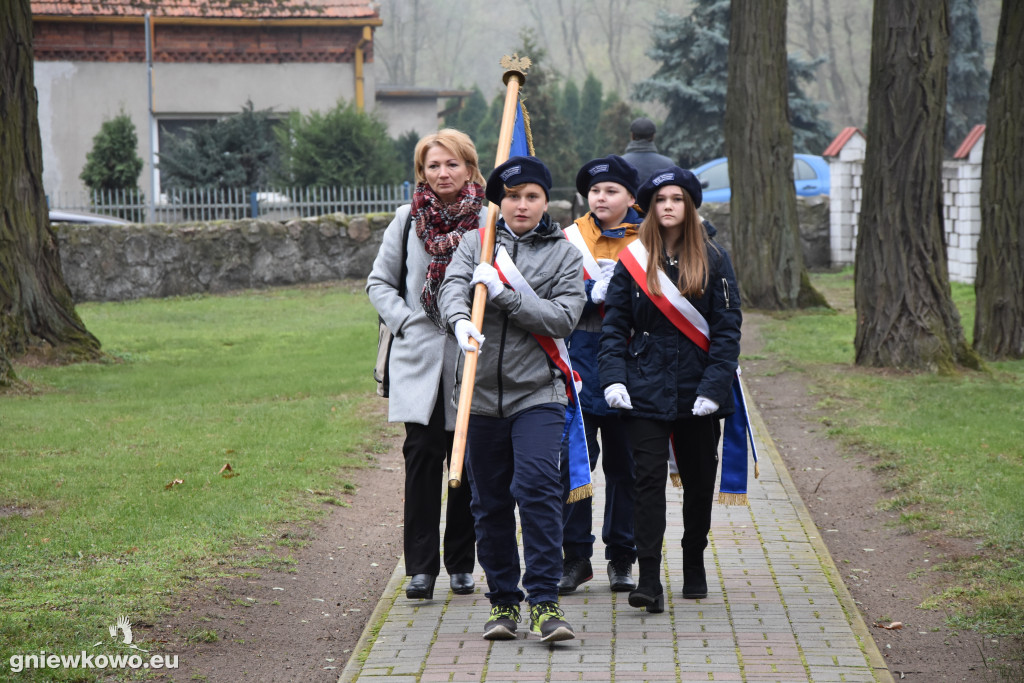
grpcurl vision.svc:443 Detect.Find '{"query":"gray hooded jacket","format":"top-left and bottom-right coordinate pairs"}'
top-left (438, 216), bottom-right (585, 418)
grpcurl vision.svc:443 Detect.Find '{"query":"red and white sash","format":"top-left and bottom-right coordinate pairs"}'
top-left (492, 245), bottom-right (581, 399)
top-left (487, 238), bottom-right (593, 502)
top-left (617, 240), bottom-right (710, 352)
top-left (562, 223), bottom-right (602, 281)
top-left (617, 239), bottom-right (758, 502)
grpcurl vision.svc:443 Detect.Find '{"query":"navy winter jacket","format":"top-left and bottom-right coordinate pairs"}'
top-left (598, 225), bottom-right (742, 421)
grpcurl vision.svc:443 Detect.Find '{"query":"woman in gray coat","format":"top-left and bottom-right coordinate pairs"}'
top-left (366, 129), bottom-right (486, 600)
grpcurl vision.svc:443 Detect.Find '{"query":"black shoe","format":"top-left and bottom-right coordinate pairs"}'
top-left (406, 573), bottom-right (436, 600)
top-left (607, 559), bottom-right (636, 592)
top-left (450, 572), bottom-right (475, 595)
top-left (557, 557), bottom-right (593, 594)
top-left (483, 603), bottom-right (520, 640)
top-left (628, 586), bottom-right (665, 613)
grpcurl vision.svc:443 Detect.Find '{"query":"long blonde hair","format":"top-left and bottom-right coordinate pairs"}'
top-left (638, 186), bottom-right (712, 297)
top-left (413, 129), bottom-right (485, 185)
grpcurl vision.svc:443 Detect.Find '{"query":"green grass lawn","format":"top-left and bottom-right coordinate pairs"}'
top-left (1, 273), bottom-right (1021, 680)
top-left (754, 269), bottom-right (1024, 637)
top-left (0, 282), bottom-right (389, 681)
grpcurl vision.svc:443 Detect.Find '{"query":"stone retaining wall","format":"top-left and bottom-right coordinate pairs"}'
top-left (54, 197), bottom-right (831, 303)
top-left (55, 212), bottom-right (390, 302)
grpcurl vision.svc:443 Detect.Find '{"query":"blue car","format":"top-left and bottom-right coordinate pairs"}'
top-left (691, 154), bottom-right (831, 203)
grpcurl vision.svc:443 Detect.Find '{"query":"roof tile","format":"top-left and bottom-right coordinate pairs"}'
top-left (31, 0), bottom-right (377, 20)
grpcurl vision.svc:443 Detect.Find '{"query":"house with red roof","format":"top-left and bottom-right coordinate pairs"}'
top-left (32, 0), bottom-right (382, 203)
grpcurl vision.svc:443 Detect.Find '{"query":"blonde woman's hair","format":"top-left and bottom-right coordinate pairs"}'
top-left (413, 129), bottom-right (485, 185)
top-left (638, 185), bottom-right (714, 297)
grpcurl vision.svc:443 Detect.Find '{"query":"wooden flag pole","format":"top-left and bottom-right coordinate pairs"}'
top-left (448, 55), bottom-right (531, 488)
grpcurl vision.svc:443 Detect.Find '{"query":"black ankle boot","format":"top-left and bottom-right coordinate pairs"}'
top-left (628, 559), bottom-right (664, 613)
top-left (682, 551), bottom-right (707, 599)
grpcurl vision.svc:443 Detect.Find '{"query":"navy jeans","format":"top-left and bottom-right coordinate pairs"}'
top-left (560, 412), bottom-right (636, 563)
top-left (466, 404), bottom-right (565, 607)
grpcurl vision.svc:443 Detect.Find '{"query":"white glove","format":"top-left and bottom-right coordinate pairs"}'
top-left (597, 258), bottom-right (617, 279)
top-left (604, 383), bottom-right (633, 410)
top-left (692, 396), bottom-right (719, 416)
top-left (471, 262), bottom-right (504, 300)
top-left (591, 259), bottom-right (617, 304)
top-left (454, 319), bottom-right (485, 353)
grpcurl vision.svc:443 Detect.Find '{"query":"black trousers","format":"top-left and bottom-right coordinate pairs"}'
top-left (402, 393), bottom-right (476, 576)
top-left (626, 415), bottom-right (720, 564)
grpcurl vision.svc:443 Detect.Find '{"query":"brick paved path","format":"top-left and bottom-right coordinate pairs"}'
top-left (340, 395), bottom-right (892, 683)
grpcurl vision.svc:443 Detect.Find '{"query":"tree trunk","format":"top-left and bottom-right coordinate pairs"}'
top-left (0, 0), bottom-right (101, 388)
top-left (725, 0), bottom-right (826, 309)
top-left (974, 0), bottom-right (1024, 360)
top-left (854, 0), bottom-right (979, 371)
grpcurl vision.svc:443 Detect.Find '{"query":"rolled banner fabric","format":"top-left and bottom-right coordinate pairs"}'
top-left (718, 370), bottom-right (759, 505)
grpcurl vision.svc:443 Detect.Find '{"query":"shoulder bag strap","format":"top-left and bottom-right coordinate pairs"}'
top-left (397, 208), bottom-right (413, 298)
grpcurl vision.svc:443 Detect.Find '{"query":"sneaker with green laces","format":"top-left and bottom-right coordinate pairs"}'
top-left (483, 604), bottom-right (520, 640)
top-left (528, 601), bottom-right (575, 642)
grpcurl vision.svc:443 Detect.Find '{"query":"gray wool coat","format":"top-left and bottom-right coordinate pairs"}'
top-left (365, 204), bottom-right (487, 428)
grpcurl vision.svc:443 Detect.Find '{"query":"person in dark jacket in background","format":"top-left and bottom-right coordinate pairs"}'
top-left (621, 118), bottom-right (675, 183)
top-left (557, 155), bottom-right (641, 595)
top-left (598, 166), bottom-right (742, 614)
top-left (439, 156), bottom-right (585, 642)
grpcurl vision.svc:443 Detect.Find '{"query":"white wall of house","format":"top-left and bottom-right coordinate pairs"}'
top-left (373, 96), bottom-right (439, 140)
top-left (35, 60), bottom-right (372, 201)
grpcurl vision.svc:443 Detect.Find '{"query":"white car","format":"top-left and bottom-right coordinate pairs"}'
top-left (49, 209), bottom-right (130, 225)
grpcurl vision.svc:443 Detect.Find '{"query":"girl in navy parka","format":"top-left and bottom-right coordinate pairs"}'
top-left (597, 167), bottom-right (742, 613)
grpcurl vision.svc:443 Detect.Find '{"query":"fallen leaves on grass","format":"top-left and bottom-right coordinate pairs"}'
top-left (164, 478), bottom-right (184, 490)
top-left (219, 462), bottom-right (239, 478)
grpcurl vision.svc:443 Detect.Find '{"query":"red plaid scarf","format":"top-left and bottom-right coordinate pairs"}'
top-left (413, 181), bottom-right (484, 327)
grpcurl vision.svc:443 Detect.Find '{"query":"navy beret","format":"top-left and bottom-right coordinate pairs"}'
top-left (486, 156), bottom-right (553, 205)
top-left (636, 166), bottom-right (703, 211)
top-left (575, 155), bottom-right (640, 198)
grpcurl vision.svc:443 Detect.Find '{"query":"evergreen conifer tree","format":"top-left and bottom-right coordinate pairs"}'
top-left (512, 30), bottom-right (577, 195)
top-left (158, 101), bottom-right (277, 191)
top-left (577, 73), bottom-right (603, 161)
top-left (945, 0), bottom-right (989, 154)
top-left (788, 54), bottom-right (834, 154)
top-left (449, 86), bottom-right (489, 143)
top-left (275, 99), bottom-right (402, 186)
top-left (634, 2), bottom-right (730, 168)
top-left (395, 129), bottom-right (420, 183)
top-left (80, 112), bottom-right (143, 193)
top-left (596, 95), bottom-right (637, 158)
top-left (635, 0), bottom-right (832, 167)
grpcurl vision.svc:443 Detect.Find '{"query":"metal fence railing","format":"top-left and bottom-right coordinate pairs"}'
top-left (47, 183), bottom-right (413, 224)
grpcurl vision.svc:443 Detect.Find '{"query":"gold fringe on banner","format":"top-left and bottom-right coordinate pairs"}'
top-left (566, 482), bottom-right (593, 504)
top-left (718, 492), bottom-right (748, 506)
top-left (521, 100), bottom-right (535, 156)
top-left (669, 472), bottom-right (682, 488)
